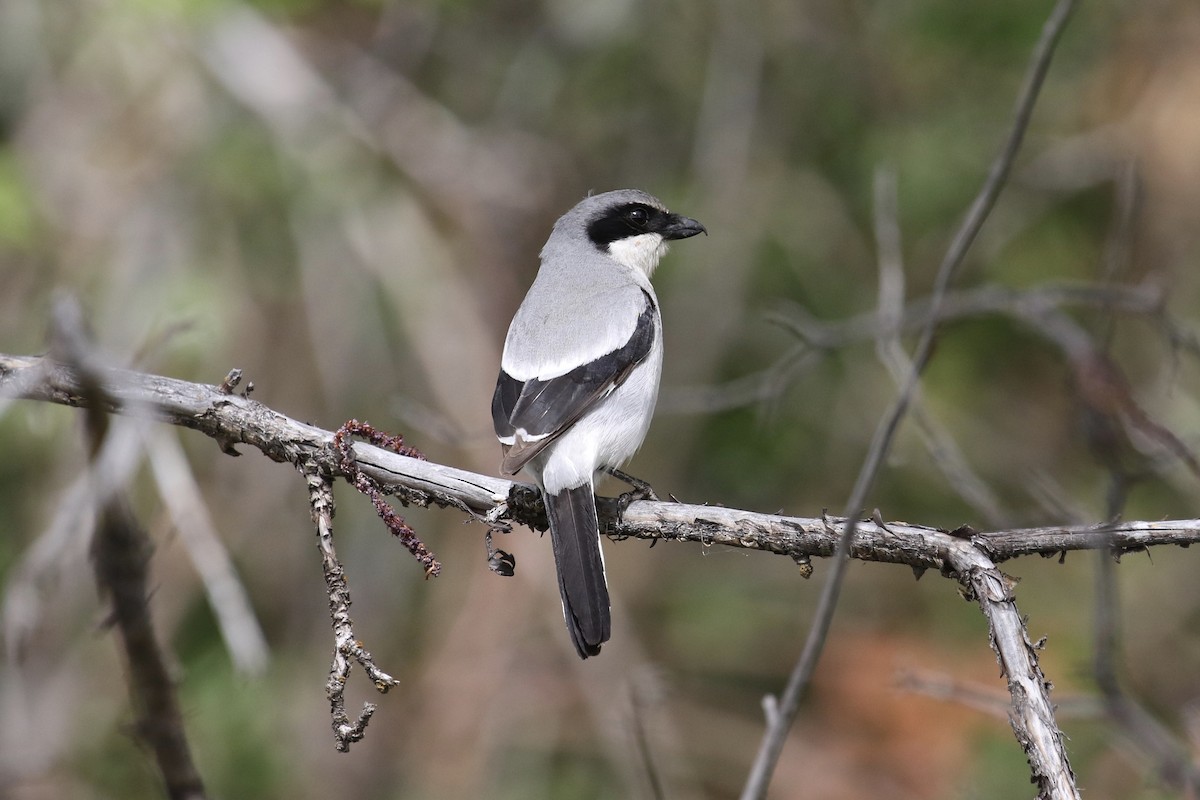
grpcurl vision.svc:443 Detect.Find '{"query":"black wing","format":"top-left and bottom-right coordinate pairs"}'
top-left (492, 291), bottom-right (656, 475)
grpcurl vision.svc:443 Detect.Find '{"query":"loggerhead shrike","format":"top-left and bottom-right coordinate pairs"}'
top-left (492, 189), bottom-right (706, 658)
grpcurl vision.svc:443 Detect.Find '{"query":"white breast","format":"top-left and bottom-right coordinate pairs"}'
top-left (529, 322), bottom-right (664, 494)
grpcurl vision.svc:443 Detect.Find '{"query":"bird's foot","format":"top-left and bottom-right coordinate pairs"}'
top-left (605, 467), bottom-right (659, 520)
top-left (605, 466), bottom-right (660, 501)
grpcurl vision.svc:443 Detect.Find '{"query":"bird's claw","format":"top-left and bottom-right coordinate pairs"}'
top-left (605, 467), bottom-right (659, 523)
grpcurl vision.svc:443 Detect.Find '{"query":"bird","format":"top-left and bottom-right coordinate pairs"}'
top-left (491, 189), bottom-right (706, 658)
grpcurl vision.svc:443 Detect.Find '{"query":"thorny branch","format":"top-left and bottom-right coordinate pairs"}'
top-left (12, 351), bottom-right (1200, 562)
top-left (5, 350), bottom-right (1200, 787)
top-left (946, 542), bottom-right (1079, 798)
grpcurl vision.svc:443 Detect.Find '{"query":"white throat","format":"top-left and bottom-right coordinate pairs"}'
top-left (607, 233), bottom-right (669, 277)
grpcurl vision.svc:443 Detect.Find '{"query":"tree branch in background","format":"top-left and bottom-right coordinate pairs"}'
top-left (1085, 190), bottom-right (1200, 794)
top-left (870, 167), bottom-right (1077, 798)
top-left (48, 301), bottom-right (208, 800)
top-left (768, 281), bottom-right (1166, 352)
top-left (145, 426), bottom-right (271, 676)
top-left (871, 167), bottom-right (1011, 528)
top-left (1092, 518), bottom-right (1200, 791)
top-left (741, 2), bottom-right (1080, 797)
top-left (896, 667), bottom-right (1102, 722)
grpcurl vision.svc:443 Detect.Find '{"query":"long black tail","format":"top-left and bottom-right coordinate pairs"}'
top-left (544, 484), bottom-right (610, 658)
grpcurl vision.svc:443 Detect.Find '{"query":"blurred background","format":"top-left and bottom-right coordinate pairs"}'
top-left (2, 0), bottom-right (1200, 797)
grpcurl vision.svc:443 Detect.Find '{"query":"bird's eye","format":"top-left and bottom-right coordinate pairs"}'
top-left (627, 207), bottom-right (649, 227)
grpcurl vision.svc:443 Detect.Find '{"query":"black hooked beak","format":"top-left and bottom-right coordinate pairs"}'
top-left (659, 214), bottom-right (707, 240)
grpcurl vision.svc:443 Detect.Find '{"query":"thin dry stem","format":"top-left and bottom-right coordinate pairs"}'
top-left (49, 298), bottom-right (207, 800)
top-left (740, 2), bottom-right (1079, 796)
top-left (303, 465), bottom-right (400, 752)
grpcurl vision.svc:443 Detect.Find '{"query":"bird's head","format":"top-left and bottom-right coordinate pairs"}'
top-left (553, 189), bottom-right (707, 277)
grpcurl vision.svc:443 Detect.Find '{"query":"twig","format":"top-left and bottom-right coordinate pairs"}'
top-left (1090, 445), bottom-right (1200, 790)
top-left (628, 681), bottom-right (667, 800)
top-left (1024, 469), bottom-right (1093, 525)
top-left (740, 2), bottom-right (1079, 797)
top-left (49, 299), bottom-right (207, 800)
top-left (145, 428), bottom-right (270, 675)
top-left (895, 668), bottom-right (1102, 721)
top-left (659, 368), bottom-right (787, 415)
top-left (1015, 307), bottom-right (1200, 482)
top-left (2, 422), bottom-right (144, 658)
top-left (871, 167), bottom-right (1010, 527)
top-left (767, 281), bottom-right (1165, 352)
top-left (303, 465), bottom-right (400, 752)
top-left (333, 419), bottom-right (441, 577)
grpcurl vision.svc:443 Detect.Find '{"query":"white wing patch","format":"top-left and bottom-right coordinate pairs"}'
top-left (497, 428), bottom-right (552, 447)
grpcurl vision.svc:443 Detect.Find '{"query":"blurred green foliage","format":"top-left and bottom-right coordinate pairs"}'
top-left (3, 0), bottom-right (1200, 798)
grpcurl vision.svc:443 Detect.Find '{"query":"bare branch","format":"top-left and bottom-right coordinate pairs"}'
top-left (145, 428), bottom-right (270, 675)
top-left (895, 668), bottom-right (1102, 721)
top-left (768, 280), bottom-right (1165, 352)
top-left (945, 543), bottom-right (1078, 798)
top-left (0, 352), bottom-right (510, 513)
top-left (47, 302), bottom-right (207, 800)
top-left (303, 465), bottom-right (400, 752)
top-left (740, 3), bottom-right (1080, 797)
top-left (8, 350), bottom-right (1200, 785)
top-left (7, 352), bottom-right (1200, 566)
top-left (871, 167), bottom-right (1011, 527)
